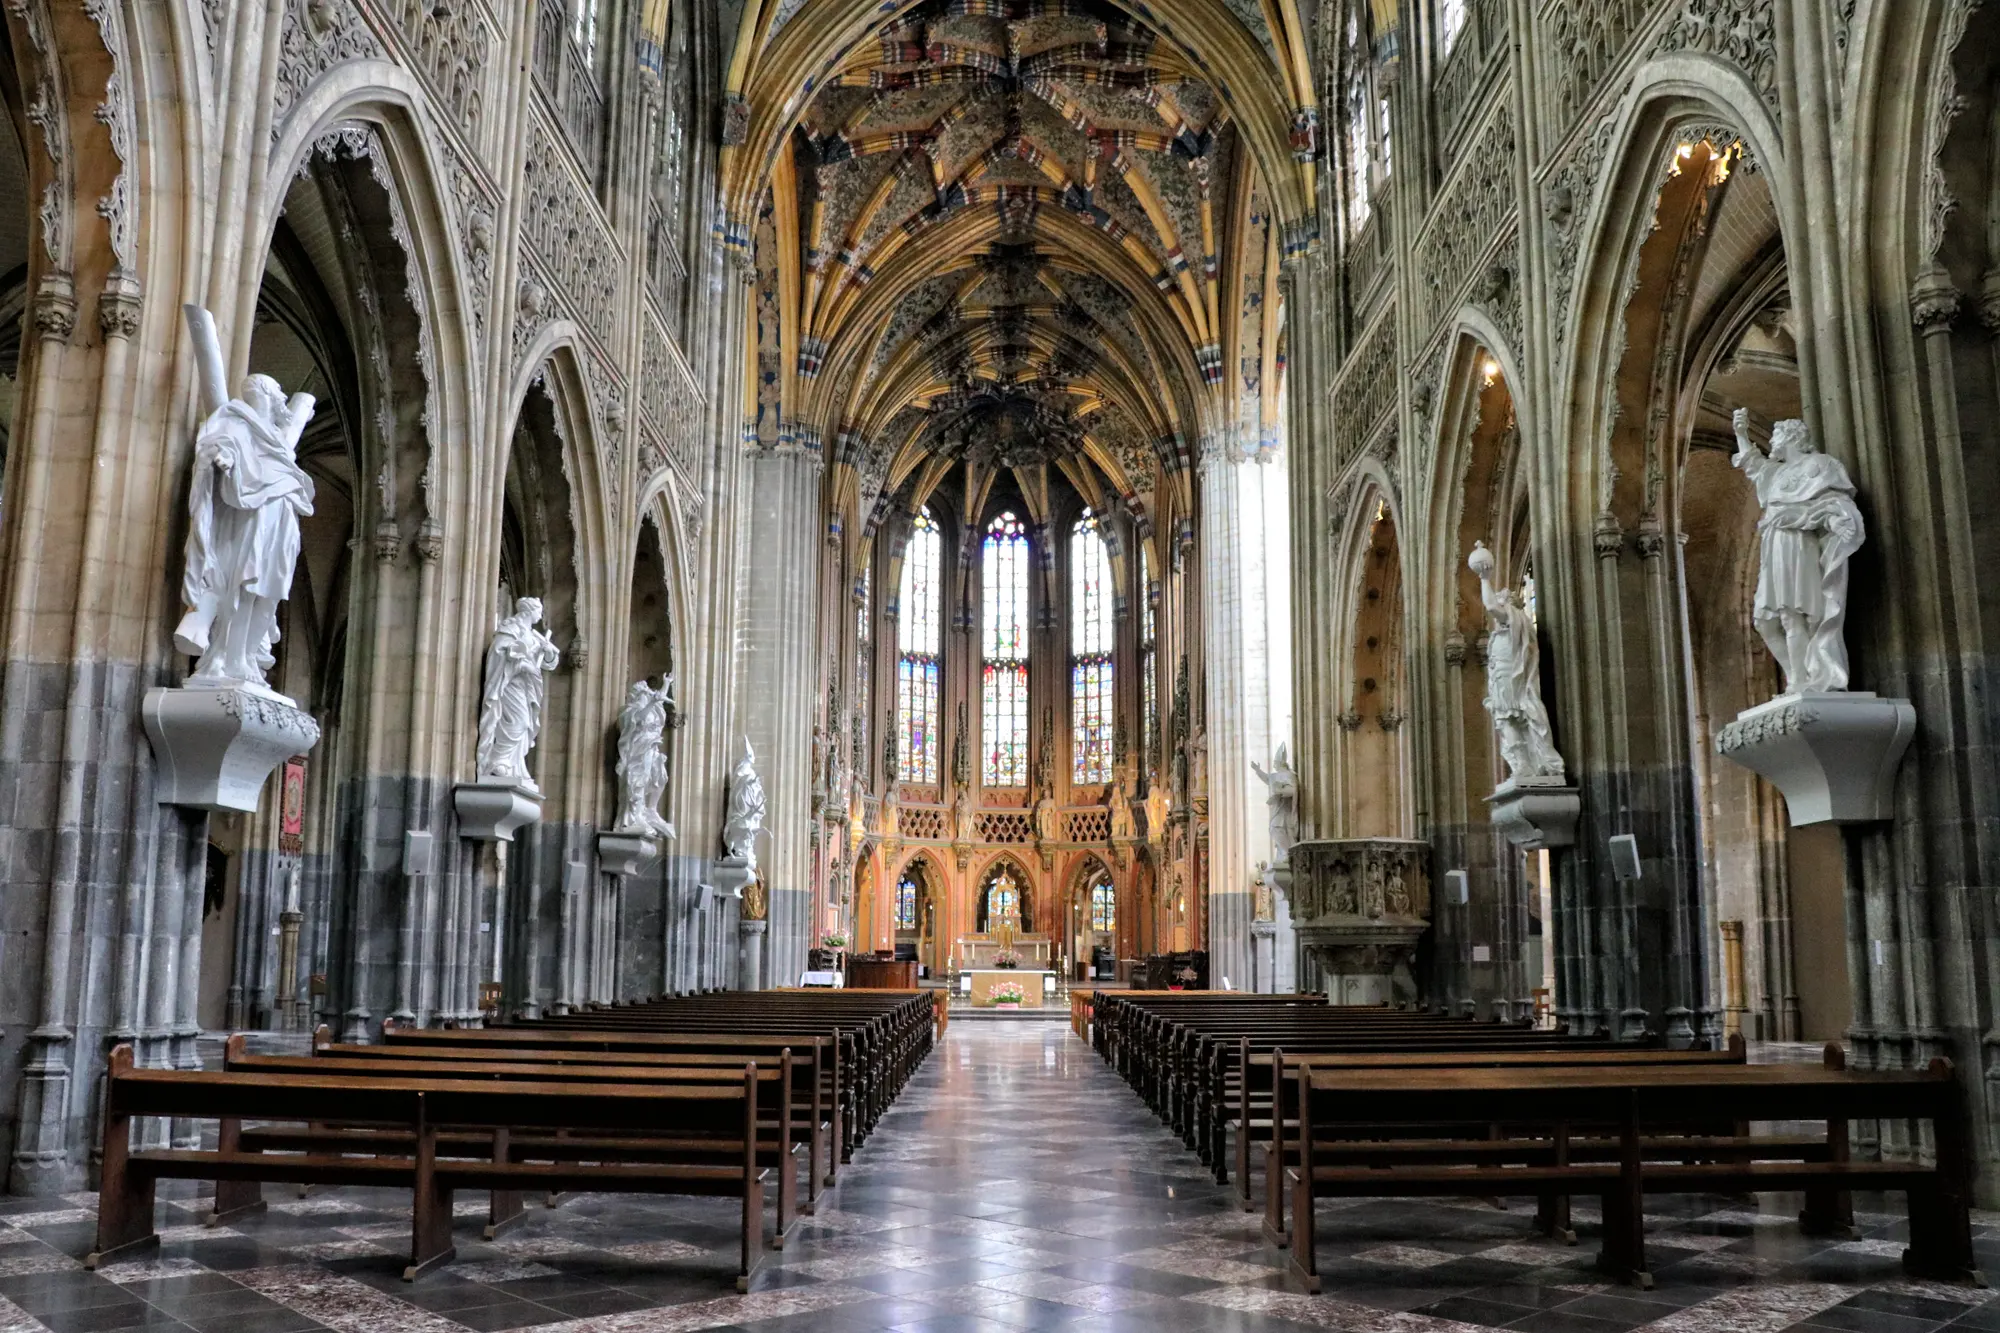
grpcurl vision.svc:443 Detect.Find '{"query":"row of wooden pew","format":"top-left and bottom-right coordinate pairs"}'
top-left (89, 989), bottom-right (935, 1290)
top-left (1090, 993), bottom-right (1979, 1292)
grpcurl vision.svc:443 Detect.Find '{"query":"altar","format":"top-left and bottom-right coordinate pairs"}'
top-left (955, 933), bottom-right (1053, 969)
top-left (962, 969), bottom-right (1054, 1006)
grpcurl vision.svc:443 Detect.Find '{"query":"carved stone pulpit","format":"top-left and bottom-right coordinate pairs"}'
top-left (1287, 838), bottom-right (1430, 1006)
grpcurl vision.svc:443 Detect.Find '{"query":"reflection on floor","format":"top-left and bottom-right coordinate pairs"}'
top-left (2, 1023), bottom-right (1996, 1331)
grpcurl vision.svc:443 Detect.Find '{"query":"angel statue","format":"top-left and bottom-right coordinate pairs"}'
top-left (1470, 541), bottom-right (1565, 782)
top-left (723, 736), bottom-right (767, 865)
top-left (614, 675), bottom-right (676, 839)
top-left (173, 305), bottom-right (317, 694)
top-left (1732, 408), bottom-right (1866, 694)
top-left (1250, 744), bottom-right (1299, 862)
top-left (476, 597), bottom-right (562, 790)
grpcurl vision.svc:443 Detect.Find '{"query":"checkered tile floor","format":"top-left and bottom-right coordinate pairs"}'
top-left (1, 1023), bottom-right (1996, 1331)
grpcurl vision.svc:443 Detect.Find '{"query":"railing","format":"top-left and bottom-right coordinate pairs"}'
top-left (1345, 214), bottom-right (1389, 316)
top-left (1432, 0), bottom-right (1511, 171)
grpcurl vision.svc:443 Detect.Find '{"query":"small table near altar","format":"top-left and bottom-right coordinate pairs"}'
top-left (961, 969), bottom-right (1056, 1007)
top-left (956, 934), bottom-right (1053, 970)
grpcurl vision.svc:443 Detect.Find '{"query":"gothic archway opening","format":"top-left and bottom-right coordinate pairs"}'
top-left (1339, 493), bottom-right (1407, 837)
top-left (976, 858), bottom-right (1033, 934)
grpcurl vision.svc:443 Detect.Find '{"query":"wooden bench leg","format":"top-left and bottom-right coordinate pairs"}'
top-left (405, 1110), bottom-right (456, 1281)
top-left (1905, 1092), bottom-right (1982, 1284)
top-left (738, 1168), bottom-right (767, 1293)
top-left (1535, 1125), bottom-right (1576, 1244)
top-left (1598, 1101), bottom-right (1652, 1290)
top-left (86, 1107), bottom-right (158, 1270)
top-left (1261, 1141), bottom-right (1288, 1246)
top-left (484, 1128), bottom-right (525, 1241)
top-left (1799, 1114), bottom-right (1856, 1238)
top-left (772, 1144), bottom-right (800, 1249)
top-left (1234, 1125), bottom-right (1254, 1212)
top-left (208, 1117), bottom-right (266, 1225)
top-left (1284, 1166), bottom-right (1320, 1293)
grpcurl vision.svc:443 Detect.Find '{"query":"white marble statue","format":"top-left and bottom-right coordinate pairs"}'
top-left (723, 736), bottom-right (767, 864)
top-left (614, 675), bottom-right (676, 838)
top-left (1732, 409), bottom-right (1866, 694)
top-left (1250, 744), bottom-right (1299, 862)
top-left (476, 597), bottom-right (562, 790)
top-left (173, 305), bottom-right (317, 694)
top-left (1470, 541), bottom-right (1565, 782)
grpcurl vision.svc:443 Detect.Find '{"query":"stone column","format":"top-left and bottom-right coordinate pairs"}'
top-left (738, 918), bottom-right (768, 991)
top-left (1197, 440), bottom-right (1294, 990)
top-left (734, 447), bottom-right (821, 987)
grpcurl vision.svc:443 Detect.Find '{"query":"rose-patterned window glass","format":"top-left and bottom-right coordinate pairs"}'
top-left (1072, 510), bottom-right (1114, 784)
top-left (982, 512), bottom-right (1030, 786)
top-left (897, 509), bottom-right (942, 784)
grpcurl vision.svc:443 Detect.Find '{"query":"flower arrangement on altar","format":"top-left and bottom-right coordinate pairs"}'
top-left (821, 934), bottom-right (847, 949)
top-left (993, 949), bottom-right (1022, 969)
top-left (988, 981), bottom-right (1026, 1007)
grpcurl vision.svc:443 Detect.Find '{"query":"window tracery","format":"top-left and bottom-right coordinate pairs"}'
top-left (1072, 510), bottom-right (1114, 785)
top-left (1090, 878), bottom-right (1116, 932)
top-left (895, 869), bottom-right (917, 930)
top-left (1141, 547), bottom-right (1158, 780)
top-left (983, 512), bottom-right (1030, 787)
top-left (897, 509), bottom-right (942, 784)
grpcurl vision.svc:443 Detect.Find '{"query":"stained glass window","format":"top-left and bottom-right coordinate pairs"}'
top-left (982, 512), bottom-right (1030, 787)
top-left (855, 567), bottom-right (871, 782)
top-left (897, 509), bottom-right (942, 784)
top-left (1141, 548), bottom-right (1157, 777)
top-left (895, 871), bottom-right (917, 930)
top-left (1072, 510), bottom-right (1115, 785)
top-left (571, 0), bottom-right (600, 64)
top-left (1438, 0), bottom-right (1468, 53)
top-left (1345, 6), bottom-right (1372, 236)
top-left (1090, 879), bottom-right (1116, 932)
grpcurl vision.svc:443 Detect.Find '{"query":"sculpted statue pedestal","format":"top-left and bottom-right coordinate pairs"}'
top-left (597, 830), bottom-right (665, 877)
top-left (1486, 776), bottom-right (1582, 849)
top-left (710, 855), bottom-right (756, 903)
top-left (453, 780), bottom-right (542, 842)
top-left (144, 684), bottom-right (321, 813)
top-left (1716, 692), bottom-right (1916, 825)
top-left (1287, 839), bottom-right (1430, 1006)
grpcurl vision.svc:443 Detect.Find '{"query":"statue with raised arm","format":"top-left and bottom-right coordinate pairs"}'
top-left (614, 675), bottom-right (676, 839)
top-left (476, 597), bottom-right (562, 790)
top-left (1250, 743), bottom-right (1299, 862)
top-left (723, 736), bottom-right (766, 864)
top-left (173, 305), bottom-right (318, 694)
top-left (1732, 408), bottom-right (1866, 694)
top-left (1470, 541), bottom-right (1565, 782)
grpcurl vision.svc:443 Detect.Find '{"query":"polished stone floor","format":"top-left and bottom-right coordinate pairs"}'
top-left (2, 1023), bottom-right (1997, 1332)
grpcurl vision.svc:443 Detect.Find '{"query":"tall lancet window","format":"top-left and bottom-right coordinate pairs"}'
top-left (1140, 547), bottom-right (1158, 777)
top-left (855, 567), bottom-right (871, 782)
top-left (1072, 509), bottom-right (1115, 785)
top-left (571, 0), bottom-right (601, 64)
top-left (1438, 0), bottom-right (1468, 53)
top-left (982, 512), bottom-right (1031, 786)
top-left (897, 509), bottom-right (942, 784)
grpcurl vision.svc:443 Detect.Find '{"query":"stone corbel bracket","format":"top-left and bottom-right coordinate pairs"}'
top-left (1716, 692), bottom-right (1917, 826)
top-left (144, 686), bottom-right (321, 813)
top-left (1486, 778), bottom-right (1582, 849)
top-left (598, 829), bottom-right (666, 876)
top-left (453, 780), bottom-right (543, 841)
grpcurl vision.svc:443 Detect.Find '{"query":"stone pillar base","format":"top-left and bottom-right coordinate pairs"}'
top-left (1715, 691), bottom-right (1917, 825)
top-left (143, 685), bottom-right (320, 813)
top-left (453, 781), bottom-right (542, 841)
top-left (1486, 777), bottom-right (1581, 849)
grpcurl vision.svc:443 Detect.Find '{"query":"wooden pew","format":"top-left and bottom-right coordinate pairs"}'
top-left (1249, 1038), bottom-right (1749, 1238)
top-left (224, 1037), bottom-right (811, 1244)
top-left (88, 1045), bottom-right (772, 1288)
top-left (382, 1025), bottom-right (847, 1180)
top-left (1276, 1052), bottom-right (1978, 1293)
